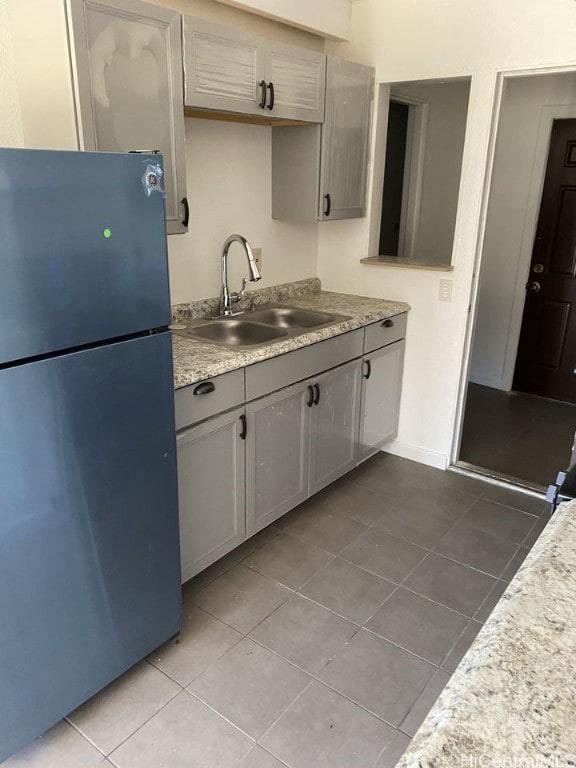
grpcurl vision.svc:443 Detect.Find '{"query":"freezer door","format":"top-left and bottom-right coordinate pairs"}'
top-left (0, 148), bottom-right (170, 365)
top-left (0, 332), bottom-right (180, 762)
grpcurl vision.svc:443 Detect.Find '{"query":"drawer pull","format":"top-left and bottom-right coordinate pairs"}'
top-left (239, 414), bottom-right (247, 440)
top-left (267, 81), bottom-right (275, 110)
top-left (381, 319), bottom-right (394, 328)
top-left (313, 383), bottom-right (320, 405)
top-left (307, 384), bottom-right (315, 407)
top-left (193, 381), bottom-right (215, 396)
top-left (258, 80), bottom-right (267, 109)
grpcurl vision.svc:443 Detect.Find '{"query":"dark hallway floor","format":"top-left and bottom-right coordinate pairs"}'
top-left (459, 383), bottom-right (576, 488)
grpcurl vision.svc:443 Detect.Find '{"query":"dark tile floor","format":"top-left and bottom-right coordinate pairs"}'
top-left (459, 383), bottom-right (576, 488)
top-left (6, 453), bottom-right (551, 768)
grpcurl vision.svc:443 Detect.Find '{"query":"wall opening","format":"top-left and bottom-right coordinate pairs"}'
top-left (370, 78), bottom-right (471, 268)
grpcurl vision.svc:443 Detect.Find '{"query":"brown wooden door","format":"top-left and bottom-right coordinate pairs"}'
top-left (513, 119), bottom-right (576, 403)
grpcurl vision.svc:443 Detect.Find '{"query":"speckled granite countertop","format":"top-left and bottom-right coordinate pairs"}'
top-left (397, 499), bottom-right (576, 768)
top-left (171, 279), bottom-right (410, 389)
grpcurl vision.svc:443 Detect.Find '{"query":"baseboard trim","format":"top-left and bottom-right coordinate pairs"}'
top-left (468, 375), bottom-right (508, 391)
top-left (382, 440), bottom-right (449, 470)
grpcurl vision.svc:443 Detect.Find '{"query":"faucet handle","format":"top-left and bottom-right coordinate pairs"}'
top-left (230, 278), bottom-right (247, 305)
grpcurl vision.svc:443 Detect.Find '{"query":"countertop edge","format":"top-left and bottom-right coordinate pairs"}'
top-left (396, 498), bottom-right (576, 766)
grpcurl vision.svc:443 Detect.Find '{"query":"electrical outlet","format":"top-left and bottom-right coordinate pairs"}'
top-left (439, 279), bottom-right (452, 302)
top-left (252, 247), bottom-right (262, 270)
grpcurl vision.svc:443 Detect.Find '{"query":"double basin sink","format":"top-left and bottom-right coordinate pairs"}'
top-left (172, 304), bottom-right (350, 349)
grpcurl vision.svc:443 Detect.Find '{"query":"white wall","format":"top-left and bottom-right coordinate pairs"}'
top-left (3, 0), bottom-right (321, 306)
top-left (319, 0), bottom-right (576, 468)
top-left (0, 0), bottom-right (23, 146)
top-left (470, 73), bottom-right (576, 390)
top-left (212, 0), bottom-right (352, 41)
top-left (155, 0), bottom-right (325, 51)
top-left (168, 118), bottom-right (318, 304)
top-left (6, 0), bottom-right (78, 150)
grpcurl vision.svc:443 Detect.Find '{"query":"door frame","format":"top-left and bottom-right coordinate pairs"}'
top-left (451, 63), bottom-right (576, 469)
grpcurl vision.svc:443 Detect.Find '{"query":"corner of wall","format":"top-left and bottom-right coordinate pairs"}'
top-left (6, 0), bottom-right (78, 150)
top-left (0, 0), bottom-right (24, 146)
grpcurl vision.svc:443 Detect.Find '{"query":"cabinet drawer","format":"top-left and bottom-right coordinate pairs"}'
top-left (246, 329), bottom-right (364, 401)
top-left (364, 313), bottom-right (407, 354)
top-left (175, 369), bottom-right (245, 430)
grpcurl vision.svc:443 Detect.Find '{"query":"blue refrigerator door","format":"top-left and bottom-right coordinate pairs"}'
top-left (0, 148), bottom-right (170, 365)
top-left (0, 332), bottom-right (180, 761)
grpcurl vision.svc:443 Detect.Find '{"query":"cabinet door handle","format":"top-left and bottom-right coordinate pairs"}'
top-left (313, 383), bottom-right (320, 405)
top-left (364, 359), bottom-right (372, 380)
top-left (239, 414), bottom-right (247, 440)
top-left (181, 197), bottom-right (189, 227)
top-left (307, 384), bottom-right (315, 407)
top-left (258, 80), bottom-right (267, 109)
top-left (193, 381), bottom-right (215, 395)
top-left (324, 193), bottom-right (331, 217)
top-left (381, 318), bottom-right (394, 328)
top-left (267, 81), bottom-right (275, 110)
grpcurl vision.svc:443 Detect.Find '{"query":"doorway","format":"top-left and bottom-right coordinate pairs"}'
top-left (513, 118), bottom-right (576, 404)
top-left (457, 73), bottom-right (576, 491)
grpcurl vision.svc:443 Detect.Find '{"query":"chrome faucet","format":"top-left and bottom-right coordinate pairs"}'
top-left (220, 234), bottom-right (261, 316)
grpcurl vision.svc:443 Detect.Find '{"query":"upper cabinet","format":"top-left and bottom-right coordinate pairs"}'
top-left (264, 41), bottom-right (326, 122)
top-left (272, 56), bottom-right (375, 221)
top-left (183, 17), bottom-right (325, 123)
top-left (319, 57), bottom-right (374, 220)
top-left (66, 0), bottom-right (189, 235)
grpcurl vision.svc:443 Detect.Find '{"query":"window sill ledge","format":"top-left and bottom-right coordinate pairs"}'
top-left (360, 256), bottom-right (454, 272)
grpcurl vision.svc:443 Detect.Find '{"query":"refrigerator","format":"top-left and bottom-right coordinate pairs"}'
top-left (0, 148), bottom-right (181, 761)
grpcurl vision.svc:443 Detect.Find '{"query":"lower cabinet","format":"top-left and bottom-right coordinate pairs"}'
top-left (245, 381), bottom-right (310, 536)
top-left (177, 406), bottom-right (246, 583)
top-left (309, 360), bottom-right (362, 495)
top-left (358, 339), bottom-right (405, 462)
top-left (245, 359), bottom-right (362, 535)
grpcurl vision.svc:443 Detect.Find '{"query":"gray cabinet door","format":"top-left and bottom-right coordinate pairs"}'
top-left (183, 17), bottom-right (263, 116)
top-left (67, 0), bottom-right (188, 234)
top-left (264, 41), bottom-right (325, 123)
top-left (271, 56), bottom-right (374, 221)
top-left (183, 17), bottom-right (325, 122)
top-left (177, 407), bottom-right (246, 583)
top-left (319, 57), bottom-right (374, 220)
top-left (358, 340), bottom-right (405, 462)
top-left (309, 359), bottom-right (362, 495)
top-left (245, 381), bottom-right (310, 535)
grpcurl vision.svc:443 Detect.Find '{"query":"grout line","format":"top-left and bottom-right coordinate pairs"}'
top-left (246, 626), bottom-right (446, 735)
top-left (89, 684), bottom-right (184, 759)
top-left (474, 494), bottom-right (542, 518)
top-left (185, 688), bottom-right (258, 743)
top-left (255, 679), bottom-right (315, 746)
top-left (360, 624), bottom-right (451, 668)
top-left (149, 621), bottom-right (246, 689)
top-left (239, 745), bottom-right (293, 768)
top-left (437, 618), bottom-right (483, 673)
top-left (63, 719), bottom-right (108, 758)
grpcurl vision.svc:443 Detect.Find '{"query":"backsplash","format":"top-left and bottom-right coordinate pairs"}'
top-left (171, 277), bottom-right (322, 323)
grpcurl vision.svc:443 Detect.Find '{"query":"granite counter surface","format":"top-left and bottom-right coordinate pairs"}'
top-left (172, 284), bottom-right (409, 389)
top-left (397, 498), bottom-right (576, 768)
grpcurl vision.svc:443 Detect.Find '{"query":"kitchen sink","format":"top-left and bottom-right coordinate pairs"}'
top-left (178, 318), bottom-right (288, 347)
top-left (172, 303), bottom-right (351, 349)
top-left (247, 306), bottom-right (336, 329)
